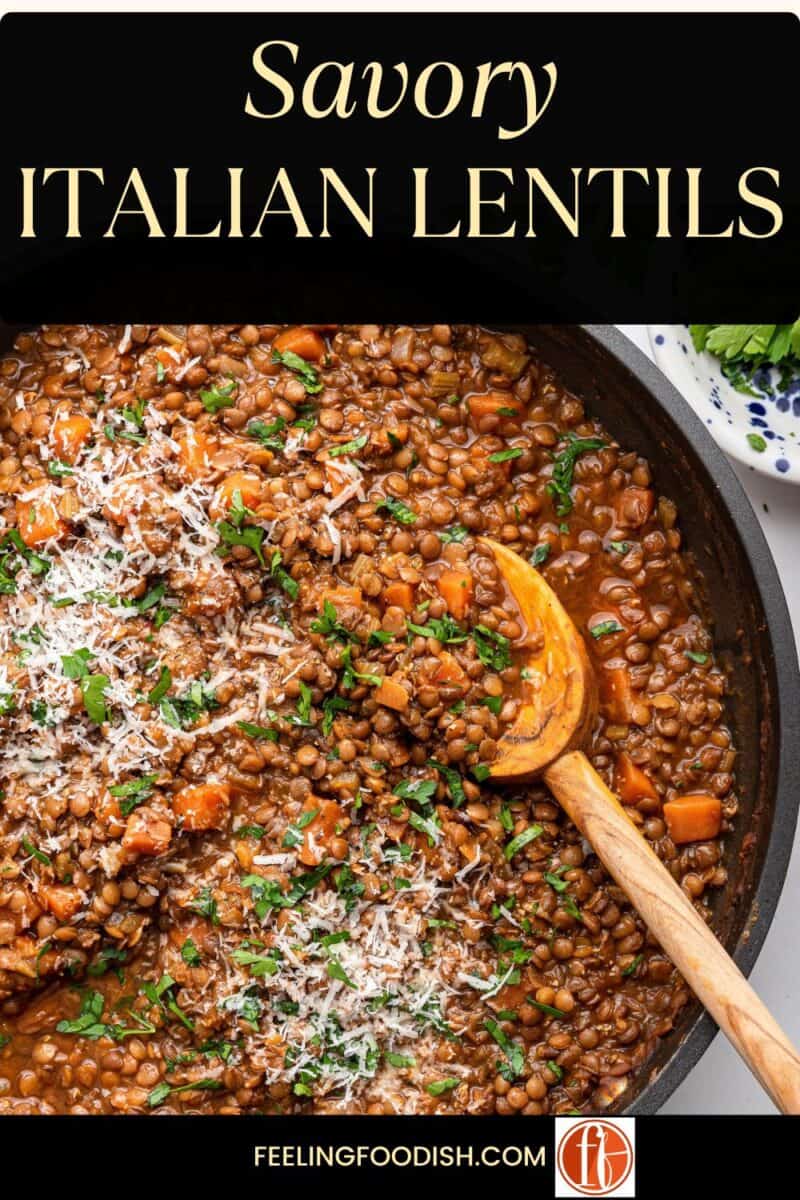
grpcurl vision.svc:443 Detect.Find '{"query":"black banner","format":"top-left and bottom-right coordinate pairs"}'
top-left (0, 1112), bottom-right (793, 1191)
top-left (0, 12), bottom-right (798, 321)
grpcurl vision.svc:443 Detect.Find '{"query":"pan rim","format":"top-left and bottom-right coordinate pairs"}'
top-left (576, 325), bottom-right (800, 1114)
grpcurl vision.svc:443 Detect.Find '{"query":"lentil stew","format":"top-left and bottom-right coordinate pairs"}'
top-left (0, 324), bottom-right (738, 1115)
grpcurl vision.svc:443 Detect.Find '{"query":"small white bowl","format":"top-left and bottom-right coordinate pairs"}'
top-left (648, 326), bottom-right (800, 484)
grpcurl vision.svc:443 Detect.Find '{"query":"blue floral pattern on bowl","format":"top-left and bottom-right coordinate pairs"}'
top-left (648, 326), bottom-right (799, 483)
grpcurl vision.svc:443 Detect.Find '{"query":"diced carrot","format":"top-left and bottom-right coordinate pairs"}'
top-left (273, 326), bottom-right (325, 362)
top-left (173, 783), bottom-right (232, 832)
top-left (600, 666), bottom-right (650, 726)
top-left (616, 487), bottom-right (655, 528)
top-left (468, 391), bottom-right (524, 428)
top-left (437, 568), bottom-right (473, 621)
top-left (41, 885), bottom-right (83, 923)
top-left (298, 799), bottom-right (347, 867)
top-left (382, 582), bottom-right (415, 613)
top-left (321, 585), bottom-right (363, 608)
top-left (15, 493), bottom-right (67, 547)
top-left (51, 413), bottom-right (93, 464)
top-left (122, 807), bottom-right (172, 856)
top-left (615, 752), bottom-right (658, 805)
top-left (176, 429), bottom-right (219, 478)
top-left (663, 794), bottom-right (722, 844)
top-left (430, 651), bottom-right (467, 687)
top-left (209, 471), bottom-right (261, 521)
top-left (374, 674), bottom-right (410, 712)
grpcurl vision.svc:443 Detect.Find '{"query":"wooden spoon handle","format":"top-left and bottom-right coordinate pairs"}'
top-left (544, 749), bottom-right (800, 1114)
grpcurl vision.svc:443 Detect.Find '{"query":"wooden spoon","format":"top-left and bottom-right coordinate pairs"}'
top-left (481, 536), bottom-right (800, 1114)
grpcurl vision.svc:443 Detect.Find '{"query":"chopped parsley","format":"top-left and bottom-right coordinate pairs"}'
top-left (147, 1078), bottom-right (222, 1109)
top-left (322, 694), bottom-right (350, 736)
top-left (439, 525), bottom-right (468, 544)
top-left (426, 1078), bottom-right (459, 1096)
top-left (236, 720), bottom-right (278, 742)
top-left (310, 599), bottom-right (356, 645)
top-left (328, 434), bottom-right (368, 458)
top-left (21, 837), bottom-right (51, 866)
top-left (427, 758), bottom-right (465, 808)
top-left (488, 447), bottom-right (523, 463)
top-left (589, 619), bottom-right (625, 639)
top-left (504, 824), bottom-right (544, 860)
top-left (216, 518), bottom-right (266, 568)
top-left (406, 613), bottom-right (467, 645)
top-left (109, 773), bottom-right (158, 817)
top-left (247, 416), bottom-right (286, 452)
top-left (199, 379), bottom-right (237, 414)
top-left (375, 496), bottom-right (417, 525)
top-left (180, 939), bottom-right (202, 967)
top-left (282, 808), bottom-right (319, 849)
top-left (485, 1018), bottom-right (525, 1081)
top-left (189, 887), bottom-right (220, 926)
top-left (547, 433), bottom-right (607, 517)
top-left (271, 348), bottom-right (323, 394)
top-left (269, 550), bottom-right (299, 599)
top-left (472, 624), bottom-right (511, 671)
top-left (530, 543), bottom-right (551, 567)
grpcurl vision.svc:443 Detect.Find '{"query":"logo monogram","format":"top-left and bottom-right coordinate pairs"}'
top-left (555, 1117), bottom-right (635, 1197)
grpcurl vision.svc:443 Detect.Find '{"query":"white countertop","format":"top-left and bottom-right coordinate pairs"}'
top-left (618, 326), bottom-right (800, 1114)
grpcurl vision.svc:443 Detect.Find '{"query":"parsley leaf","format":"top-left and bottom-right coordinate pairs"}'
top-left (427, 759), bottom-right (465, 808)
top-left (589, 619), bottom-right (625, 639)
top-left (439, 525), bottom-right (467, 544)
top-left (272, 348), bottom-right (323, 394)
top-left (547, 433), bottom-right (607, 517)
top-left (472, 624), bottom-right (511, 671)
top-left (216, 519), bottom-right (266, 567)
top-left (375, 496), bottom-right (417, 525)
top-left (199, 379), bottom-right (237, 414)
top-left (109, 773), bottom-right (158, 817)
top-left (504, 824), bottom-right (544, 860)
top-left (328, 434), bottom-right (368, 458)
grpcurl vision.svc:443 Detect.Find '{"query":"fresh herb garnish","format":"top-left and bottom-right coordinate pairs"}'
top-left (439, 525), bottom-right (468, 544)
top-left (329, 434), bottom-right (368, 458)
top-left (272, 348), bottom-right (323, 394)
top-left (589, 619), bottom-right (625, 639)
top-left (427, 758), bottom-right (465, 808)
top-left (189, 887), bottom-right (220, 925)
top-left (109, 773), bottom-right (158, 817)
top-left (147, 1078), bottom-right (222, 1109)
top-left (406, 613), bottom-right (467, 645)
top-left (199, 379), bottom-right (237, 414)
top-left (311, 599), bottom-right (356, 645)
top-left (426, 1078), bottom-right (459, 1096)
top-left (472, 624), bottom-right (511, 671)
top-left (282, 808), bottom-right (319, 849)
top-left (147, 665), bottom-right (172, 705)
top-left (236, 720), bottom-right (278, 741)
top-left (180, 939), bottom-right (202, 967)
top-left (547, 433), bottom-right (607, 517)
top-left (488, 447), bottom-right (523, 463)
top-left (375, 496), bottom-right (417, 525)
top-left (22, 837), bottom-right (51, 866)
top-left (504, 824), bottom-right (544, 860)
top-left (530, 543), bottom-right (551, 567)
top-left (247, 416), bottom-right (286, 452)
top-left (485, 1018), bottom-right (525, 1081)
top-left (269, 550), bottom-right (299, 599)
